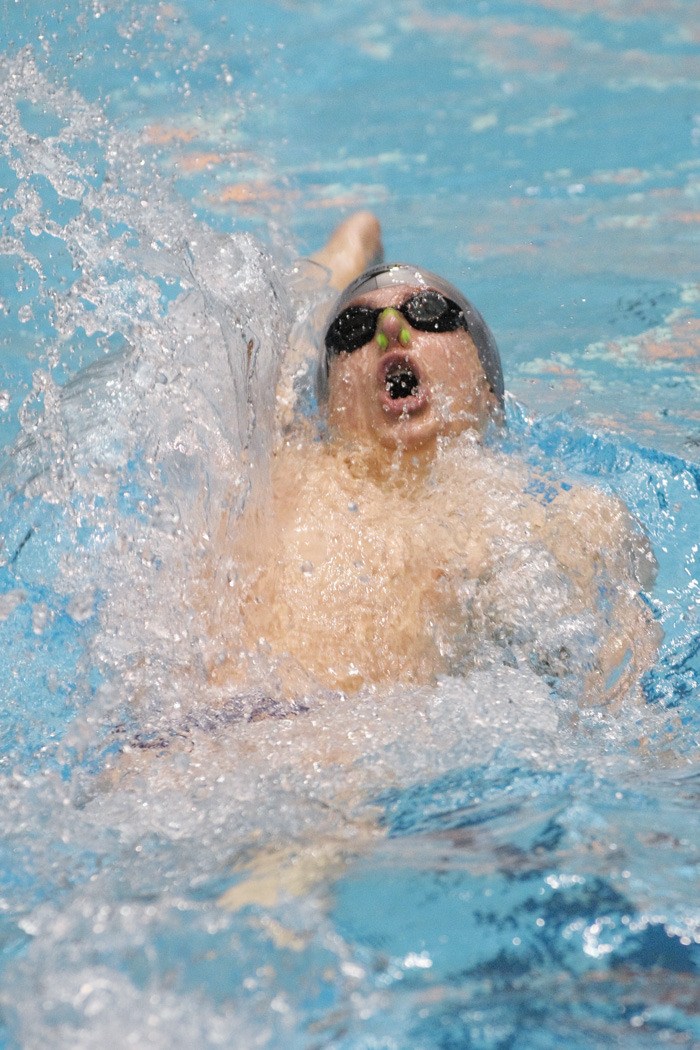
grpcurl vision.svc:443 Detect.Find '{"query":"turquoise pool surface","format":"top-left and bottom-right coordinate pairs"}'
top-left (0, 1), bottom-right (698, 1047)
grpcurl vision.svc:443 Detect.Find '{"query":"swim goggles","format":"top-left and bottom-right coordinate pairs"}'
top-left (325, 289), bottom-right (467, 357)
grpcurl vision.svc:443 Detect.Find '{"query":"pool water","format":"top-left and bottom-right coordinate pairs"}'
top-left (0, 1), bottom-right (698, 1047)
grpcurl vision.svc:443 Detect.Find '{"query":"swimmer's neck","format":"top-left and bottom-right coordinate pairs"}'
top-left (325, 433), bottom-right (449, 487)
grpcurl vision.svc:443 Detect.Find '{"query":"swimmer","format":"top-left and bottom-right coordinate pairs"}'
top-left (205, 212), bottom-right (660, 704)
top-left (112, 212), bottom-right (661, 911)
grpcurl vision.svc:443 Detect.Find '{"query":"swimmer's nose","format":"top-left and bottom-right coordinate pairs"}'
top-left (375, 308), bottom-right (411, 351)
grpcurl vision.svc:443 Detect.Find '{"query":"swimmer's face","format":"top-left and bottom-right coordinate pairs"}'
top-left (325, 285), bottom-right (498, 452)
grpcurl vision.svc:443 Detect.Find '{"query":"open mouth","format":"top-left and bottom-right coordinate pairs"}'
top-left (386, 363), bottom-right (419, 400)
top-left (378, 353), bottom-right (428, 416)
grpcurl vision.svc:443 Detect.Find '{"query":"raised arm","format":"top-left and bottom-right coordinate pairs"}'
top-left (308, 210), bottom-right (383, 290)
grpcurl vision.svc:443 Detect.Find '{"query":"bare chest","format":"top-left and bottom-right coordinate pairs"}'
top-left (276, 473), bottom-right (488, 604)
top-left (238, 461), bottom-right (499, 689)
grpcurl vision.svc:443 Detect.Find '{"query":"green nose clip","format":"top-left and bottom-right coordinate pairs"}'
top-left (375, 308), bottom-right (411, 350)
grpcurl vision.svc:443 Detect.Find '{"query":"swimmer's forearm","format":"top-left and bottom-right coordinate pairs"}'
top-left (586, 593), bottom-right (661, 705)
top-left (308, 212), bottom-right (382, 291)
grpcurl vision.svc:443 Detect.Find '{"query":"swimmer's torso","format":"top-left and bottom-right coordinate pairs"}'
top-left (223, 437), bottom-right (594, 694)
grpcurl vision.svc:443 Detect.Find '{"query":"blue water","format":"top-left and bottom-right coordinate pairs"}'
top-left (1, 1), bottom-right (699, 1047)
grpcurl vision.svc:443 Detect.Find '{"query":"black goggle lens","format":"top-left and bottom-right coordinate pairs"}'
top-left (325, 290), bottom-right (466, 357)
top-left (325, 305), bottom-right (378, 356)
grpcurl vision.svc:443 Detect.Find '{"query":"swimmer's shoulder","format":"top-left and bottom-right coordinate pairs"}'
top-left (542, 479), bottom-right (657, 590)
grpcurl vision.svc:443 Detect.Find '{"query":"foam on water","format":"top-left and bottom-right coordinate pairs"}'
top-left (0, 37), bottom-right (699, 1050)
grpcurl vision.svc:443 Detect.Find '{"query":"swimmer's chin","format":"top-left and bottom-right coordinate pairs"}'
top-left (348, 403), bottom-right (444, 454)
top-left (327, 400), bottom-right (493, 463)
top-left (369, 408), bottom-right (485, 455)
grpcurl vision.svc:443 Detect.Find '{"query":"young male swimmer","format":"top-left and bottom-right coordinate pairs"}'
top-left (110, 213), bottom-right (659, 910)
top-left (204, 213), bottom-right (659, 704)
